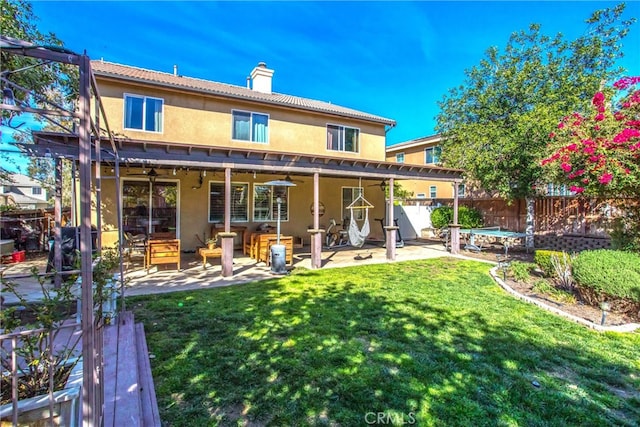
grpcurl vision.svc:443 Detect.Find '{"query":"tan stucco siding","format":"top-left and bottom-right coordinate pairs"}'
top-left (97, 79), bottom-right (387, 161)
top-left (97, 170), bottom-right (389, 251)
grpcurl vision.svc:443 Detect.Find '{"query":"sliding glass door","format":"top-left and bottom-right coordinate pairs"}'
top-left (123, 180), bottom-right (178, 237)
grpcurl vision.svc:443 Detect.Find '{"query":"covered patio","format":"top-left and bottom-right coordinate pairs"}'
top-left (25, 133), bottom-right (465, 279)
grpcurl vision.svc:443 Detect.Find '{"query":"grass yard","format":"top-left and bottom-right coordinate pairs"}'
top-left (129, 258), bottom-right (640, 426)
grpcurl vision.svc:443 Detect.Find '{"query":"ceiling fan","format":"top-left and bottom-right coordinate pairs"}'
top-left (267, 173), bottom-right (303, 184)
top-left (127, 167), bottom-right (167, 182)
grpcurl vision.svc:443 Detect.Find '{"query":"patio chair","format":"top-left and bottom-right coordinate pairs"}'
top-left (124, 232), bottom-right (147, 266)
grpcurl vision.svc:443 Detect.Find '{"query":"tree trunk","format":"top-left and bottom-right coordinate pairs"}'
top-left (526, 197), bottom-right (535, 249)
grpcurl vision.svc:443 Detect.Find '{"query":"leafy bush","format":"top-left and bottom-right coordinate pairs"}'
top-left (509, 261), bottom-right (534, 282)
top-left (430, 206), bottom-right (483, 229)
top-left (609, 206), bottom-right (640, 252)
top-left (573, 249), bottom-right (640, 302)
top-left (534, 250), bottom-right (565, 277)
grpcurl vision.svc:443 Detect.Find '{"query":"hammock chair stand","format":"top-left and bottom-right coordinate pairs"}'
top-left (346, 182), bottom-right (373, 248)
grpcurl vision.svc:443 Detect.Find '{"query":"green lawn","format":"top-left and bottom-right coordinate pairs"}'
top-left (129, 258), bottom-right (640, 426)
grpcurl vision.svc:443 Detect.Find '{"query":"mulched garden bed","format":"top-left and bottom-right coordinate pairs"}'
top-left (458, 246), bottom-right (639, 327)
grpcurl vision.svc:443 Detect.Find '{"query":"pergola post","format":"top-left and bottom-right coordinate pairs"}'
top-left (308, 172), bottom-right (323, 269)
top-left (53, 158), bottom-right (63, 288)
top-left (385, 178), bottom-right (397, 260)
top-left (79, 53), bottom-right (97, 427)
top-left (220, 167), bottom-right (235, 276)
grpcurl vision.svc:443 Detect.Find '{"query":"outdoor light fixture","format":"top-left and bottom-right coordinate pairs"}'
top-left (264, 179), bottom-right (296, 274)
top-left (147, 168), bottom-right (158, 184)
top-left (173, 168), bottom-right (176, 176)
top-left (2, 87), bottom-right (15, 106)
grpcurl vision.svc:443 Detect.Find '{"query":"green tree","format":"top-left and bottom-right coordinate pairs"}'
top-left (435, 3), bottom-right (635, 247)
top-left (1, 0), bottom-right (78, 180)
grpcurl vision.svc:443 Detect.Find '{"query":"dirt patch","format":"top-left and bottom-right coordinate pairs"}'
top-left (458, 246), bottom-right (638, 327)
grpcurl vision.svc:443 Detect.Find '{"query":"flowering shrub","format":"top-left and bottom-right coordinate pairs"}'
top-left (542, 76), bottom-right (640, 197)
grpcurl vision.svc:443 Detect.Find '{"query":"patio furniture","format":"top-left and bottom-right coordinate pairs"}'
top-left (146, 239), bottom-right (180, 271)
top-left (258, 235), bottom-right (293, 266)
top-left (245, 231), bottom-right (272, 258)
top-left (123, 232), bottom-right (146, 265)
top-left (198, 246), bottom-right (223, 269)
top-left (211, 224), bottom-right (246, 250)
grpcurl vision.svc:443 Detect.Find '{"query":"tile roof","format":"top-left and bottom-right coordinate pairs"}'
top-left (91, 61), bottom-right (396, 126)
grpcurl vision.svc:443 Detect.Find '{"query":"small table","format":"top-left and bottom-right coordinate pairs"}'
top-left (198, 246), bottom-right (223, 269)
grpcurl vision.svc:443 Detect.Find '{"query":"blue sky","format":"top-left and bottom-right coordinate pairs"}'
top-left (2, 1), bottom-right (639, 172)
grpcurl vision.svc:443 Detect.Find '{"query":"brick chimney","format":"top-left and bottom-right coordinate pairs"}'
top-left (250, 62), bottom-right (274, 94)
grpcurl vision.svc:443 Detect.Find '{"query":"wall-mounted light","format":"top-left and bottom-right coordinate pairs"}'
top-left (173, 168), bottom-right (177, 176)
top-left (203, 170), bottom-right (207, 177)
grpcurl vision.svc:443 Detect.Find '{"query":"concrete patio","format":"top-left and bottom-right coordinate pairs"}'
top-left (1, 239), bottom-right (454, 304)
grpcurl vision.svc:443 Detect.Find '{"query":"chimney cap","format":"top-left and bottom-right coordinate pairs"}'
top-left (257, 61), bottom-right (267, 68)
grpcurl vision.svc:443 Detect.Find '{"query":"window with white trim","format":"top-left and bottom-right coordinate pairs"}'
top-left (457, 184), bottom-right (465, 198)
top-left (429, 186), bottom-right (437, 198)
top-left (32, 187), bottom-right (42, 195)
top-left (253, 184), bottom-right (289, 221)
top-left (232, 110), bottom-right (269, 143)
top-left (425, 146), bottom-right (442, 164)
top-left (327, 124), bottom-right (359, 153)
top-left (395, 152), bottom-right (405, 163)
top-left (124, 94), bottom-right (163, 132)
top-left (209, 182), bottom-right (249, 223)
top-left (342, 187), bottom-right (365, 221)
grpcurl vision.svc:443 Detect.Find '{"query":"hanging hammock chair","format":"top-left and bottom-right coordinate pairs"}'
top-left (346, 187), bottom-right (373, 247)
top-left (348, 207), bottom-right (370, 247)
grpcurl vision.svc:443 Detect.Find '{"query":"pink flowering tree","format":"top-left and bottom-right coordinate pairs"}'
top-left (542, 76), bottom-right (640, 197)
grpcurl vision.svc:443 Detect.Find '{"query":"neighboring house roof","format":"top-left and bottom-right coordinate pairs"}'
top-left (91, 60), bottom-right (396, 126)
top-left (386, 134), bottom-right (442, 153)
top-left (1, 191), bottom-right (48, 206)
top-left (0, 173), bottom-right (43, 187)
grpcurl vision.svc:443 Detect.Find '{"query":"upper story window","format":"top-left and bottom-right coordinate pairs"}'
top-left (327, 124), bottom-right (359, 153)
top-left (232, 110), bottom-right (269, 143)
top-left (395, 153), bottom-right (405, 163)
top-left (425, 146), bottom-right (442, 164)
top-left (32, 187), bottom-right (42, 195)
top-left (124, 94), bottom-right (163, 132)
top-left (457, 184), bottom-right (465, 198)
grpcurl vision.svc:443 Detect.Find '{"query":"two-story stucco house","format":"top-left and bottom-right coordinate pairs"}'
top-left (386, 134), bottom-right (467, 201)
top-left (0, 173), bottom-right (49, 210)
top-left (32, 60), bottom-right (463, 273)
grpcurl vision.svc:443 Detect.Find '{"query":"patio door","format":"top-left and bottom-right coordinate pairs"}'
top-left (122, 180), bottom-right (179, 237)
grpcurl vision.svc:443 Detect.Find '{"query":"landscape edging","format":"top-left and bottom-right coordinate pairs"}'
top-left (489, 266), bottom-right (640, 333)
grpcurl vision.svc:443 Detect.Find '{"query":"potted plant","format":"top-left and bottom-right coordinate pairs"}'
top-left (206, 237), bottom-right (218, 250)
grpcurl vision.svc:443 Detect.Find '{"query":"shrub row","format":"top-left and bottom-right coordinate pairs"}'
top-left (572, 249), bottom-right (640, 303)
top-left (430, 206), bottom-right (483, 229)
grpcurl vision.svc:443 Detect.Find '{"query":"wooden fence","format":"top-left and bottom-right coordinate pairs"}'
top-left (407, 196), bottom-right (636, 236)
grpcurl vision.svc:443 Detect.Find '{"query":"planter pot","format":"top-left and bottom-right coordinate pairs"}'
top-left (0, 360), bottom-right (82, 426)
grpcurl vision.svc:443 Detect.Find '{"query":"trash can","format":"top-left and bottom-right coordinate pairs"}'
top-left (270, 244), bottom-right (287, 275)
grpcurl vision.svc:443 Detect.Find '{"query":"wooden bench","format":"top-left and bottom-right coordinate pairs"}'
top-left (198, 246), bottom-right (223, 269)
top-left (257, 235), bottom-right (294, 266)
top-left (146, 239), bottom-right (180, 271)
